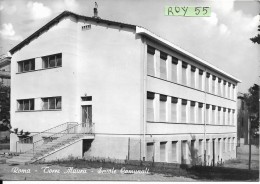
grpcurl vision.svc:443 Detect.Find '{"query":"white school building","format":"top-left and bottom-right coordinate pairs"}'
top-left (8, 11), bottom-right (241, 164)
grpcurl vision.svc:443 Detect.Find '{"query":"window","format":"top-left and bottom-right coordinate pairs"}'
top-left (147, 46), bottom-right (155, 76)
top-left (198, 103), bottom-right (203, 123)
top-left (160, 51), bottom-right (167, 80)
top-left (160, 142), bottom-right (167, 162)
top-left (206, 73), bottom-right (210, 92)
top-left (42, 96), bottom-right (62, 110)
top-left (17, 99), bottom-right (34, 111)
top-left (227, 83), bottom-right (231, 98)
top-left (228, 109), bottom-right (231, 125)
top-left (181, 141), bottom-right (188, 163)
top-left (172, 141), bottom-right (178, 162)
top-left (159, 94), bottom-right (167, 122)
top-left (172, 57), bottom-right (178, 82)
top-left (218, 107), bottom-right (221, 124)
top-left (223, 108), bottom-right (226, 125)
top-left (223, 81), bottom-right (226, 97)
top-left (218, 78), bottom-right (222, 96)
top-left (232, 109), bottom-right (235, 125)
top-left (233, 137), bottom-right (236, 150)
top-left (190, 101), bottom-right (195, 123)
top-left (81, 96), bottom-right (92, 101)
top-left (171, 97), bottom-right (178, 122)
top-left (182, 62), bottom-right (187, 85)
top-left (42, 53), bottom-right (62, 69)
top-left (228, 138), bottom-right (231, 152)
top-left (199, 139), bottom-right (203, 158)
top-left (19, 136), bottom-right (33, 144)
top-left (198, 70), bottom-right (203, 90)
top-left (146, 143), bottom-right (154, 161)
top-left (206, 104), bottom-right (210, 124)
top-left (223, 138), bottom-right (226, 152)
top-left (218, 138), bottom-right (221, 157)
top-left (147, 92), bottom-right (155, 121)
top-left (230, 84), bottom-right (233, 99)
top-left (232, 85), bottom-right (235, 100)
top-left (18, 59), bottom-right (35, 73)
top-left (191, 140), bottom-right (196, 159)
top-left (212, 105), bottom-right (216, 124)
top-left (190, 66), bottom-right (196, 88)
top-left (181, 99), bottom-right (187, 123)
top-left (212, 76), bottom-right (216, 94)
top-left (206, 139), bottom-right (210, 155)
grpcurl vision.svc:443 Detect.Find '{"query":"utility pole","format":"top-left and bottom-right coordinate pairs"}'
top-left (248, 116), bottom-right (251, 170)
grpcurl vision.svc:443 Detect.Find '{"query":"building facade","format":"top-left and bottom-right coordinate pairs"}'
top-left (9, 11), bottom-right (241, 164)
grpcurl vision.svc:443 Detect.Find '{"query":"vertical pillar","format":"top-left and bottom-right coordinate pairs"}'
top-left (155, 50), bottom-right (160, 78)
top-left (187, 101), bottom-right (191, 124)
top-left (167, 55), bottom-right (172, 81)
top-left (195, 68), bottom-right (199, 89)
top-left (187, 64), bottom-right (191, 87)
top-left (166, 96), bottom-right (171, 122)
top-left (177, 60), bottom-right (182, 84)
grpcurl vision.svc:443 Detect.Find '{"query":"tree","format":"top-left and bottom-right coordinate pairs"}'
top-left (244, 84), bottom-right (259, 138)
top-left (0, 83), bottom-right (10, 121)
top-left (250, 24), bottom-right (260, 44)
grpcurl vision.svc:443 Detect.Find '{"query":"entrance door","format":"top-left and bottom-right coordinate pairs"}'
top-left (82, 105), bottom-right (92, 133)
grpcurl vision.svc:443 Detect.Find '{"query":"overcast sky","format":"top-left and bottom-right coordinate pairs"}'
top-left (0, 0), bottom-right (259, 93)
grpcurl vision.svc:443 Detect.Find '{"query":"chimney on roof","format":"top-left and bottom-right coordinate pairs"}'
top-left (93, 2), bottom-right (100, 19)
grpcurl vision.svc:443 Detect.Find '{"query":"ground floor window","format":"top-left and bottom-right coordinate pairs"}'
top-left (17, 99), bottom-right (34, 111)
top-left (146, 142), bottom-right (154, 161)
top-left (160, 142), bottom-right (167, 162)
top-left (42, 96), bottom-right (62, 110)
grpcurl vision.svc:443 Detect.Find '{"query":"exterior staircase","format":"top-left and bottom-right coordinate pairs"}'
top-left (6, 122), bottom-right (94, 165)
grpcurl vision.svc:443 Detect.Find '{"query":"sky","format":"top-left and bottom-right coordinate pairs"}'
top-left (0, 0), bottom-right (259, 93)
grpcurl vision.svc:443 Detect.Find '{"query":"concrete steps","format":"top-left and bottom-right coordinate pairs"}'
top-left (6, 134), bottom-right (86, 165)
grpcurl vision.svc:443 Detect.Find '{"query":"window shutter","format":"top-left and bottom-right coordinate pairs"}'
top-left (212, 105), bottom-right (216, 110)
top-left (147, 91), bottom-right (155, 99)
top-left (228, 83), bottom-right (231, 87)
top-left (218, 106), bottom-right (221, 111)
top-left (228, 109), bottom-right (231, 112)
top-left (212, 75), bottom-right (216, 80)
top-left (191, 65), bottom-right (196, 72)
top-left (182, 61), bottom-right (187, 68)
top-left (147, 45), bottom-right (155, 55)
top-left (160, 51), bottom-right (167, 60)
top-left (182, 99), bottom-right (187, 105)
top-left (233, 84), bottom-right (235, 88)
top-left (206, 104), bottom-right (210, 109)
top-left (199, 69), bottom-right (203, 75)
top-left (199, 103), bottom-right (203, 108)
top-left (171, 97), bottom-right (178, 103)
top-left (224, 80), bottom-right (227, 85)
top-left (206, 72), bottom-right (210, 78)
top-left (172, 56), bottom-right (178, 64)
top-left (232, 109), bottom-right (235, 113)
top-left (190, 101), bottom-right (195, 106)
top-left (223, 108), bottom-right (226, 112)
top-left (218, 78), bottom-right (221, 83)
top-left (160, 94), bottom-right (167, 102)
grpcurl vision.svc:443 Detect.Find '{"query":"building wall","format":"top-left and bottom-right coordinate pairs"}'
top-left (10, 16), bottom-right (143, 156)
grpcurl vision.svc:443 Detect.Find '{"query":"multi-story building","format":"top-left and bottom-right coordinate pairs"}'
top-left (8, 11), bottom-right (241, 165)
top-left (0, 54), bottom-right (11, 86)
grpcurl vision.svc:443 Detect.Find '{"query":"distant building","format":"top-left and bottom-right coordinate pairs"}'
top-left (0, 54), bottom-right (11, 86)
top-left (8, 11), bottom-right (241, 165)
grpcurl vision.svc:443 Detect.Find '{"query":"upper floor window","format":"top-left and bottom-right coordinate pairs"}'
top-left (147, 91), bottom-right (155, 121)
top-left (42, 53), bottom-right (62, 69)
top-left (212, 75), bottom-right (216, 94)
top-left (190, 101), bottom-right (195, 123)
top-left (171, 97), bottom-right (178, 122)
top-left (171, 57), bottom-right (178, 83)
top-left (190, 66), bottom-right (196, 88)
top-left (182, 62), bottom-right (187, 85)
top-left (206, 72), bottom-right (210, 92)
top-left (181, 99), bottom-right (187, 123)
top-left (18, 59), bottom-right (35, 73)
top-left (218, 78), bottom-right (222, 96)
top-left (159, 94), bottom-right (167, 122)
top-left (147, 45), bottom-right (155, 76)
top-left (160, 52), bottom-right (167, 80)
top-left (198, 103), bottom-right (203, 123)
top-left (42, 96), bottom-right (62, 110)
top-left (17, 99), bottom-right (34, 111)
top-left (198, 69), bottom-right (203, 90)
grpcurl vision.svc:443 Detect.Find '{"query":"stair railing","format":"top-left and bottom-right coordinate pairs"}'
top-left (31, 122), bottom-right (95, 156)
top-left (16, 122), bottom-right (78, 152)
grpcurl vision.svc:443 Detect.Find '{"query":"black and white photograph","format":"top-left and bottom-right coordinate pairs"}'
top-left (0, 0), bottom-right (259, 182)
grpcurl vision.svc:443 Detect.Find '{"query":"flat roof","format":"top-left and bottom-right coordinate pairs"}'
top-left (9, 11), bottom-right (241, 83)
